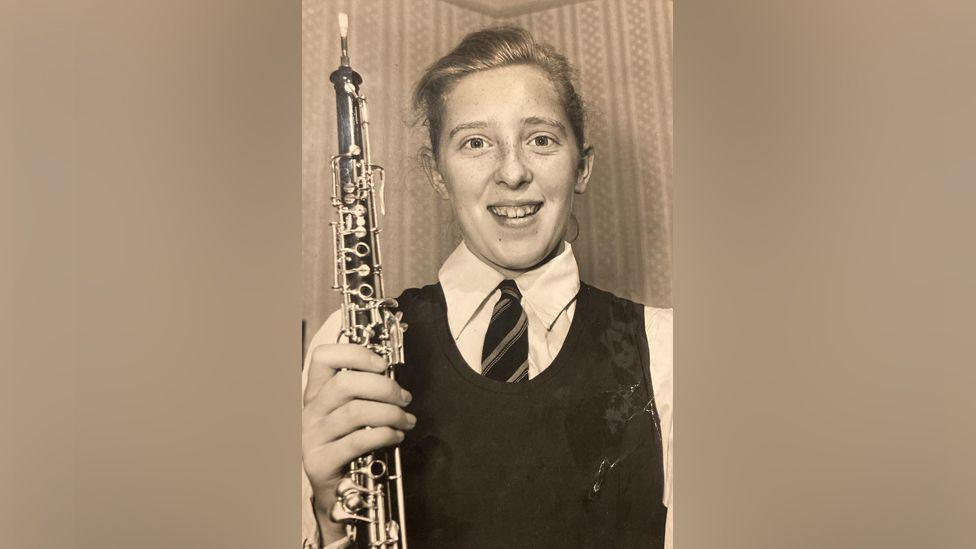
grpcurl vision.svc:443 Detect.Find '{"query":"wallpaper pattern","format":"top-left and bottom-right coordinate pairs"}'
top-left (303, 0), bottom-right (672, 342)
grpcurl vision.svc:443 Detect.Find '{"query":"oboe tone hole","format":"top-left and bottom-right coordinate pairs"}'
top-left (359, 284), bottom-right (373, 298)
top-left (355, 242), bottom-right (369, 256)
top-left (369, 460), bottom-right (387, 479)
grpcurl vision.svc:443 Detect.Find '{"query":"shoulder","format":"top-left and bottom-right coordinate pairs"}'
top-left (580, 283), bottom-right (647, 324)
top-left (578, 285), bottom-right (672, 362)
top-left (643, 306), bottom-right (673, 342)
top-left (578, 283), bottom-right (672, 331)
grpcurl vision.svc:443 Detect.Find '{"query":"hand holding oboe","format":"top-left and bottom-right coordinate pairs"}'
top-left (302, 344), bottom-right (415, 544)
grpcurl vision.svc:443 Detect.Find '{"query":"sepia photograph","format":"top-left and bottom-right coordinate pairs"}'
top-left (301, 1), bottom-right (673, 547)
top-left (8, 1), bottom-right (976, 548)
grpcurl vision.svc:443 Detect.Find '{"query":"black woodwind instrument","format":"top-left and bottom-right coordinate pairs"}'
top-left (327, 13), bottom-right (408, 549)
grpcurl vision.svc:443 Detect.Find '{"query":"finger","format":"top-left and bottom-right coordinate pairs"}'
top-left (319, 400), bottom-right (417, 442)
top-left (304, 343), bottom-right (388, 406)
top-left (330, 426), bottom-right (405, 466)
top-left (328, 535), bottom-right (354, 549)
top-left (309, 370), bottom-right (412, 416)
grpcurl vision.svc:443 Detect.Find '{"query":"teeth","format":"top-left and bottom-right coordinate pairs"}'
top-left (489, 204), bottom-right (540, 218)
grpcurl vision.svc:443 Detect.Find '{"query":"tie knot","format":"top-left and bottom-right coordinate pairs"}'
top-left (498, 279), bottom-right (521, 300)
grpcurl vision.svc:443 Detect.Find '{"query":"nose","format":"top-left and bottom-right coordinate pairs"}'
top-left (495, 143), bottom-right (532, 189)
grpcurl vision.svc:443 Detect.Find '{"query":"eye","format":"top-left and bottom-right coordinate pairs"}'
top-left (461, 136), bottom-right (489, 150)
top-left (528, 134), bottom-right (558, 148)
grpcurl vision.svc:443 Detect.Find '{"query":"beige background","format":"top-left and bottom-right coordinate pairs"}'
top-left (3, 1), bottom-right (302, 546)
top-left (5, 1), bottom-right (976, 548)
top-left (303, 0), bottom-right (673, 344)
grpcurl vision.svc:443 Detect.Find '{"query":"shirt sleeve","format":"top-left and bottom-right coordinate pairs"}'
top-left (302, 310), bottom-right (344, 549)
top-left (645, 306), bottom-right (674, 549)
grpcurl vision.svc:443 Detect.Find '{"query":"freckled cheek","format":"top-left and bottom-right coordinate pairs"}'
top-left (533, 176), bottom-right (580, 205)
top-left (527, 155), bottom-right (578, 185)
top-left (444, 180), bottom-right (486, 215)
top-left (444, 159), bottom-right (495, 210)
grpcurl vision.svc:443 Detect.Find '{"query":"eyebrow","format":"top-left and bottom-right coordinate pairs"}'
top-left (447, 117), bottom-right (568, 140)
top-left (523, 116), bottom-right (567, 134)
top-left (448, 121), bottom-right (489, 140)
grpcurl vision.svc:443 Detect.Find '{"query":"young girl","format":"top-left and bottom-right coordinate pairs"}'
top-left (303, 26), bottom-right (672, 549)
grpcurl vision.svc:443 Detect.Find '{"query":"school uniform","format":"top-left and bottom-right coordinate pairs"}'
top-left (303, 242), bottom-right (673, 548)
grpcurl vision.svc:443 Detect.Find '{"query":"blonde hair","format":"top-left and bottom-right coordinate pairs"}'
top-left (412, 26), bottom-right (587, 158)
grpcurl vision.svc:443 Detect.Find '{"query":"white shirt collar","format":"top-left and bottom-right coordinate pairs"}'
top-left (437, 241), bottom-right (581, 340)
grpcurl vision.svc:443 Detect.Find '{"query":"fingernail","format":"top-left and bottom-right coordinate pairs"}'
top-left (395, 430), bottom-right (405, 442)
top-left (406, 413), bottom-right (417, 427)
top-left (400, 389), bottom-right (412, 403)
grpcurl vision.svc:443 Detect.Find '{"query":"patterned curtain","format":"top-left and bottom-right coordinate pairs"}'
top-left (303, 0), bottom-right (672, 346)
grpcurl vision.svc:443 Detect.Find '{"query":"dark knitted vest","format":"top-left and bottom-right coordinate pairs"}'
top-left (394, 283), bottom-right (666, 549)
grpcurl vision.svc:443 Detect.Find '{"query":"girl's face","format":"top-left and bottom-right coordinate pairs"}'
top-left (428, 64), bottom-right (593, 277)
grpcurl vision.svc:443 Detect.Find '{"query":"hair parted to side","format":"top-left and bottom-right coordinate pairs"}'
top-left (412, 26), bottom-right (587, 158)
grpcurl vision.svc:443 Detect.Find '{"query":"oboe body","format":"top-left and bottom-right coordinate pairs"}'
top-left (327, 13), bottom-right (408, 549)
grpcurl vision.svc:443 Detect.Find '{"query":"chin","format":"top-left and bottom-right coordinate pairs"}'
top-left (490, 241), bottom-right (558, 271)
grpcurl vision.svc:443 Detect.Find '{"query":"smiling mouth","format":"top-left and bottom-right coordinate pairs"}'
top-left (487, 202), bottom-right (543, 219)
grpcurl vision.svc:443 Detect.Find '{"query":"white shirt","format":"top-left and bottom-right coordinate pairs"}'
top-left (439, 241), bottom-right (580, 379)
top-left (302, 242), bottom-right (673, 548)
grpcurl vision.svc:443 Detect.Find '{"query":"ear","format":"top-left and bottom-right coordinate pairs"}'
top-left (420, 147), bottom-right (450, 200)
top-left (574, 145), bottom-right (594, 194)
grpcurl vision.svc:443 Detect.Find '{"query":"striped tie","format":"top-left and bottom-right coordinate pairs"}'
top-left (481, 280), bottom-right (529, 383)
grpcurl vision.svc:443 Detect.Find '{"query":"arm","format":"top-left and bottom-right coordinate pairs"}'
top-left (645, 306), bottom-right (674, 549)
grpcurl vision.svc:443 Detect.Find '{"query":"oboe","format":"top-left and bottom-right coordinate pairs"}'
top-left (327, 13), bottom-right (408, 549)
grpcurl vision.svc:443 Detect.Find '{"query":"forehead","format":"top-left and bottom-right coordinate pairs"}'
top-left (441, 64), bottom-right (566, 127)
